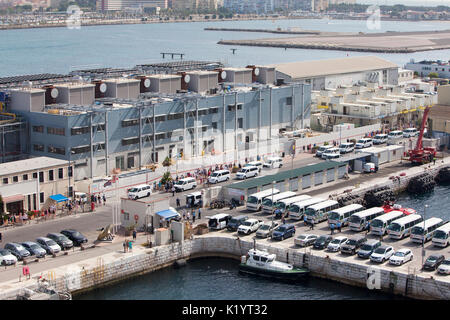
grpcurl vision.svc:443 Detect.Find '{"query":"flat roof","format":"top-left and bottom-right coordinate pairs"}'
top-left (332, 152), bottom-right (371, 162)
top-left (0, 156), bottom-right (68, 176)
top-left (148, 74), bottom-right (182, 79)
top-left (55, 83), bottom-right (95, 89)
top-left (104, 78), bottom-right (140, 84)
top-left (227, 161), bottom-right (346, 190)
top-left (269, 56), bottom-right (398, 80)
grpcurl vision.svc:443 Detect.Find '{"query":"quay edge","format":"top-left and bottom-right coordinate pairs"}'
top-left (2, 234), bottom-right (449, 300)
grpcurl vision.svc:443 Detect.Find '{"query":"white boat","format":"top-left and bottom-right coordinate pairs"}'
top-left (239, 249), bottom-right (309, 280)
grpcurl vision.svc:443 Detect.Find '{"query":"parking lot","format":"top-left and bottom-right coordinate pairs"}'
top-left (205, 205), bottom-right (450, 279)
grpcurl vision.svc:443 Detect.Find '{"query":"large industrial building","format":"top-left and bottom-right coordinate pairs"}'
top-left (0, 61), bottom-right (311, 181)
top-left (270, 56), bottom-right (400, 91)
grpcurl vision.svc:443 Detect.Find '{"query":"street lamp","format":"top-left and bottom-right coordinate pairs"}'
top-left (271, 180), bottom-right (275, 226)
top-left (422, 204), bottom-right (428, 270)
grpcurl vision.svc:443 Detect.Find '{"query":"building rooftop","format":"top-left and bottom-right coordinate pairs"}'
top-left (226, 161), bottom-right (346, 190)
top-left (104, 78), bottom-right (140, 84)
top-left (148, 74), bottom-right (182, 79)
top-left (269, 56), bottom-right (398, 80)
top-left (223, 67), bottom-right (252, 72)
top-left (0, 156), bottom-right (68, 177)
top-left (55, 82), bottom-right (95, 89)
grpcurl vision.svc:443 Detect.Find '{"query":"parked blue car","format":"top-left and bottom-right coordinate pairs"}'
top-left (271, 224), bottom-right (296, 241)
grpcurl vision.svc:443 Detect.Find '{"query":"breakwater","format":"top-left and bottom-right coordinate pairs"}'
top-left (204, 27), bottom-right (323, 35)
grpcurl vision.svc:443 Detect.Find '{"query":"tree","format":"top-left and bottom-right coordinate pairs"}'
top-left (428, 72), bottom-right (439, 78)
top-left (160, 171), bottom-right (172, 185)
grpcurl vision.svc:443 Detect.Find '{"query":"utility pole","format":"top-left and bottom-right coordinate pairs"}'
top-left (271, 180), bottom-right (275, 227)
top-left (421, 204), bottom-right (428, 270)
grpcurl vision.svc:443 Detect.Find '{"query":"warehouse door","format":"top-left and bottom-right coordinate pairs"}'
top-left (327, 168), bottom-right (335, 182)
top-left (314, 171), bottom-right (323, 186)
top-left (275, 181), bottom-right (285, 192)
top-left (302, 174), bottom-right (311, 189)
top-left (338, 165), bottom-right (347, 178)
top-left (289, 177), bottom-right (298, 192)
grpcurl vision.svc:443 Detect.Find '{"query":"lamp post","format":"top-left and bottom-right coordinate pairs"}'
top-left (271, 180), bottom-right (275, 226)
top-left (421, 204), bottom-right (428, 270)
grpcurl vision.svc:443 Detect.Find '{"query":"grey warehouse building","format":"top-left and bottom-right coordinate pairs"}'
top-left (1, 62), bottom-right (312, 181)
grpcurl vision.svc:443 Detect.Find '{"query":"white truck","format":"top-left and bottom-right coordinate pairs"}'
top-left (237, 219), bottom-right (263, 235)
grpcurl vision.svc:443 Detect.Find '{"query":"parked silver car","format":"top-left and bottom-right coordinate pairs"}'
top-left (36, 237), bottom-right (61, 254)
top-left (4, 242), bottom-right (30, 261)
top-left (21, 241), bottom-right (47, 258)
top-left (46, 233), bottom-right (73, 250)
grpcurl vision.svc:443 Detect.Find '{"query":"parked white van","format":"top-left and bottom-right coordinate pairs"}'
top-left (339, 143), bottom-right (354, 154)
top-left (208, 170), bottom-right (230, 184)
top-left (388, 130), bottom-right (403, 142)
top-left (236, 166), bottom-right (259, 180)
top-left (263, 157), bottom-right (283, 169)
top-left (208, 213), bottom-right (232, 230)
top-left (355, 138), bottom-right (373, 149)
top-left (403, 128), bottom-right (418, 138)
top-left (373, 134), bottom-right (388, 145)
top-left (174, 177), bottom-right (197, 192)
top-left (245, 161), bottom-right (263, 172)
top-left (128, 184), bottom-right (152, 200)
top-left (315, 145), bottom-right (333, 158)
top-left (74, 192), bottom-right (88, 203)
top-left (321, 147), bottom-right (339, 159)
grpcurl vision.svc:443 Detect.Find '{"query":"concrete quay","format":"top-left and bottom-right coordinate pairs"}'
top-left (218, 29), bottom-right (450, 53)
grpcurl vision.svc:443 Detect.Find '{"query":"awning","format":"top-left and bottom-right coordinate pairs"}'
top-left (3, 194), bottom-right (24, 204)
top-left (156, 209), bottom-right (180, 221)
top-left (49, 194), bottom-right (68, 203)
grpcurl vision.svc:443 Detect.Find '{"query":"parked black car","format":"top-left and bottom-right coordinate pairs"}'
top-left (4, 243), bottom-right (31, 261)
top-left (341, 235), bottom-right (367, 255)
top-left (227, 215), bottom-right (248, 232)
top-left (60, 229), bottom-right (88, 246)
top-left (423, 254), bottom-right (445, 271)
top-left (313, 235), bottom-right (333, 250)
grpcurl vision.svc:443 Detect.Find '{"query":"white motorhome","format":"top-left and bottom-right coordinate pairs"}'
top-left (288, 197), bottom-right (327, 220)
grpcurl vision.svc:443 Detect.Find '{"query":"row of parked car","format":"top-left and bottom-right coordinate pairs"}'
top-left (294, 233), bottom-right (449, 273)
top-left (0, 229), bottom-right (88, 265)
top-left (211, 214), bottom-right (450, 275)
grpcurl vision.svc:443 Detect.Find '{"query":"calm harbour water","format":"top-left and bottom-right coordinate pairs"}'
top-left (0, 19), bottom-right (450, 77)
top-left (76, 185), bottom-right (449, 300)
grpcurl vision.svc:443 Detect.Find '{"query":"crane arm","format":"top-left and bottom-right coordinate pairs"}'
top-left (415, 105), bottom-right (432, 151)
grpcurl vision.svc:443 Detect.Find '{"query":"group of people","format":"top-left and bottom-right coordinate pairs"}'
top-left (180, 207), bottom-right (202, 224)
top-left (329, 221), bottom-right (343, 235)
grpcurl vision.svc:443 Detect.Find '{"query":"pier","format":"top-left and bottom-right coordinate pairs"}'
top-left (217, 29), bottom-right (450, 53)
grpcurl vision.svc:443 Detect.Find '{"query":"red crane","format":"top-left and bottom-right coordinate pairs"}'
top-left (408, 105), bottom-right (436, 164)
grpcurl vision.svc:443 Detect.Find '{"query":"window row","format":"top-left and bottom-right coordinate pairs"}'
top-left (2, 167), bottom-right (70, 185)
top-left (32, 126), bottom-right (65, 136)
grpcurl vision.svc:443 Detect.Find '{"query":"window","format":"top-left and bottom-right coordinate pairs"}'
top-left (198, 109), bottom-right (209, 116)
top-left (286, 97), bottom-right (293, 106)
top-left (238, 118), bottom-right (243, 129)
top-left (32, 172), bottom-right (37, 179)
top-left (155, 133), bottom-right (166, 140)
top-left (71, 127), bottom-right (89, 135)
top-left (209, 107), bottom-right (219, 114)
top-left (122, 137), bottom-right (139, 146)
top-left (212, 122), bottom-right (217, 129)
top-left (40, 192), bottom-right (44, 204)
top-left (13, 176), bottom-right (18, 182)
top-left (32, 125), bottom-right (44, 133)
top-left (122, 119), bottom-right (139, 127)
top-left (68, 166), bottom-right (73, 177)
top-left (167, 113), bottom-right (184, 120)
top-left (155, 115), bottom-right (166, 122)
top-left (237, 104), bottom-right (242, 110)
top-left (202, 126), bottom-right (208, 132)
top-left (58, 168), bottom-right (63, 179)
top-left (33, 144), bottom-right (44, 152)
top-left (124, 212), bottom-right (130, 221)
top-left (48, 170), bottom-right (54, 181)
top-left (47, 127), bottom-right (65, 136)
top-left (23, 174), bottom-right (28, 181)
top-left (228, 105), bottom-right (235, 111)
top-left (48, 145), bottom-right (65, 155)
top-left (72, 145), bottom-right (90, 154)
top-left (39, 171), bottom-right (44, 183)
top-left (94, 123), bottom-right (105, 132)
top-left (2, 177), bottom-right (8, 184)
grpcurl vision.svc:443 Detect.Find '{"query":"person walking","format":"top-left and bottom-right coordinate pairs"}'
top-left (366, 221), bottom-right (370, 235)
top-left (103, 194), bottom-right (106, 205)
top-left (281, 215), bottom-right (285, 225)
top-left (182, 209), bottom-right (186, 221)
top-left (198, 208), bottom-right (201, 220)
top-left (303, 215), bottom-right (308, 227)
top-left (123, 240), bottom-right (128, 253)
top-left (176, 198), bottom-right (181, 208)
top-left (186, 210), bottom-right (190, 221)
top-left (337, 221), bottom-right (342, 233)
top-left (132, 229), bottom-right (137, 241)
top-left (0, 232), bottom-right (2, 243)
top-left (309, 220), bottom-right (314, 230)
top-left (330, 223), bottom-right (335, 235)
top-left (192, 210), bottom-right (196, 223)
top-left (172, 186), bottom-right (175, 197)
top-left (128, 240), bottom-right (133, 252)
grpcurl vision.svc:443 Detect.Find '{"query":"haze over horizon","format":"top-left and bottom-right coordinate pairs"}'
top-left (356, 0), bottom-right (449, 6)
